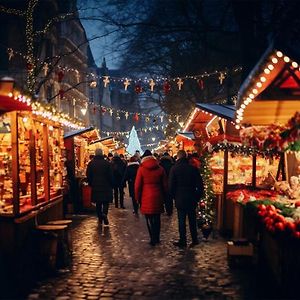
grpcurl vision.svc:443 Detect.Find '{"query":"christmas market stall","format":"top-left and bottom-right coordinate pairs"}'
top-left (175, 132), bottom-right (195, 153)
top-left (0, 79), bottom-right (84, 284)
top-left (233, 43), bottom-right (300, 295)
top-left (63, 126), bottom-right (100, 212)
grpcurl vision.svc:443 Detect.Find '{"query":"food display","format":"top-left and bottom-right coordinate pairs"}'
top-left (0, 114), bottom-right (13, 214)
top-left (48, 126), bottom-right (65, 196)
top-left (209, 152), bottom-right (224, 194)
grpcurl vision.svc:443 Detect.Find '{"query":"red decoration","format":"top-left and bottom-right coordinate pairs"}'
top-left (133, 113), bottom-right (139, 122)
top-left (163, 81), bottom-right (171, 94)
top-left (101, 107), bottom-right (106, 114)
top-left (59, 89), bottom-right (65, 99)
top-left (198, 79), bottom-right (204, 90)
top-left (135, 83), bottom-right (142, 94)
top-left (27, 63), bottom-right (34, 71)
top-left (57, 70), bottom-right (65, 82)
top-left (93, 106), bottom-right (97, 114)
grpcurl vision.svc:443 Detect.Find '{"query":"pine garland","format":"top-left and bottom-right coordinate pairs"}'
top-left (198, 152), bottom-right (215, 226)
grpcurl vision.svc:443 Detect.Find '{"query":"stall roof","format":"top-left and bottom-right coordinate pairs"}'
top-left (235, 42), bottom-right (300, 126)
top-left (0, 94), bottom-right (32, 114)
top-left (63, 126), bottom-right (94, 139)
top-left (195, 103), bottom-right (235, 120)
top-left (90, 136), bottom-right (113, 145)
top-left (177, 132), bottom-right (195, 140)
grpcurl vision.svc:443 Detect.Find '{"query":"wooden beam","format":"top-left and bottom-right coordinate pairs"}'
top-left (11, 112), bottom-right (19, 215)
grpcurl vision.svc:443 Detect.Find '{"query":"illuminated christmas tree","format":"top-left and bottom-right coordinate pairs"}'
top-left (126, 126), bottom-right (143, 156)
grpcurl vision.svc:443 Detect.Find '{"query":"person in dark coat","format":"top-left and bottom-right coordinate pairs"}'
top-left (159, 152), bottom-right (174, 215)
top-left (169, 150), bottom-right (204, 248)
top-left (122, 156), bottom-right (140, 214)
top-left (86, 148), bottom-right (113, 225)
top-left (111, 152), bottom-right (127, 208)
top-left (135, 150), bottom-right (168, 246)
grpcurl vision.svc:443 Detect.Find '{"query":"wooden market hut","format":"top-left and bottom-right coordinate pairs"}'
top-left (233, 42), bottom-right (300, 294)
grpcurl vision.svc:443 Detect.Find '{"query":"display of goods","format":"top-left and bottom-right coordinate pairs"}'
top-left (226, 189), bottom-right (278, 204)
top-left (247, 200), bottom-right (300, 239)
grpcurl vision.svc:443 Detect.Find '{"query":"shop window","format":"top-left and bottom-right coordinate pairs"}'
top-left (0, 114), bottom-right (12, 214)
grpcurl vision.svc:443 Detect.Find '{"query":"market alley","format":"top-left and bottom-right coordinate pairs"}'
top-left (24, 193), bottom-right (272, 300)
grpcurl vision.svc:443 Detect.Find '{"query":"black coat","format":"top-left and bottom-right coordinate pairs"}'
top-left (86, 155), bottom-right (113, 203)
top-left (122, 162), bottom-right (139, 197)
top-left (111, 156), bottom-right (127, 188)
top-left (169, 158), bottom-right (204, 210)
top-left (159, 156), bottom-right (174, 177)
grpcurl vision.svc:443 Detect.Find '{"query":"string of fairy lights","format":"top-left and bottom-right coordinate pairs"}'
top-left (6, 47), bottom-right (242, 91)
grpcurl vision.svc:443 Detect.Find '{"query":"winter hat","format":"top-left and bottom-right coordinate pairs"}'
top-left (95, 148), bottom-right (103, 156)
top-left (142, 149), bottom-right (152, 158)
top-left (113, 152), bottom-right (119, 157)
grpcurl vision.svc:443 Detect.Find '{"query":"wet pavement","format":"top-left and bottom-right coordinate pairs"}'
top-left (25, 193), bottom-right (270, 300)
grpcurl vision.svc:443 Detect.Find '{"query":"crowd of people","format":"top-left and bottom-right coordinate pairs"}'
top-left (86, 148), bottom-right (204, 248)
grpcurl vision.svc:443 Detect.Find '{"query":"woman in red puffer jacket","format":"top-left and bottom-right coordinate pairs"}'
top-left (135, 150), bottom-right (168, 246)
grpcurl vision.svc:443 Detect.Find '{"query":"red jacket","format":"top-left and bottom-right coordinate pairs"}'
top-left (135, 156), bottom-right (168, 215)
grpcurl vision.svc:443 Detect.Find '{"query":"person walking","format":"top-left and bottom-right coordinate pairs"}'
top-left (169, 150), bottom-right (204, 248)
top-left (135, 150), bottom-right (168, 246)
top-left (86, 148), bottom-right (113, 225)
top-left (122, 156), bottom-right (140, 214)
top-left (159, 152), bottom-right (174, 216)
top-left (111, 152), bottom-right (127, 208)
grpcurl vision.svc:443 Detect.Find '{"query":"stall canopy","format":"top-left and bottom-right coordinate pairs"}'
top-left (235, 42), bottom-right (300, 126)
top-left (63, 126), bottom-right (99, 143)
top-left (0, 94), bottom-right (32, 114)
top-left (91, 136), bottom-right (116, 149)
top-left (183, 103), bottom-right (239, 142)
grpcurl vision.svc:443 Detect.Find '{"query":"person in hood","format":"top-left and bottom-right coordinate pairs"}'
top-left (169, 150), bottom-right (204, 248)
top-left (86, 148), bottom-right (113, 225)
top-left (135, 149), bottom-right (168, 246)
top-left (111, 152), bottom-right (127, 208)
top-left (122, 156), bottom-right (140, 214)
top-left (159, 152), bottom-right (174, 216)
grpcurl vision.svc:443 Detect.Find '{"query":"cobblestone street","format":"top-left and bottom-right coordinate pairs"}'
top-left (25, 193), bottom-right (268, 300)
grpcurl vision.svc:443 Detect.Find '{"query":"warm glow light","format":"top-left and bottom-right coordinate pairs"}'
top-left (252, 89), bottom-right (258, 94)
top-left (268, 64), bottom-right (274, 70)
top-left (264, 68), bottom-right (270, 74)
top-left (49, 125), bottom-right (54, 131)
top-left (292, 62), bottom-right (298, 68)
top-left (256, 82), bottom-right (262, 88)
top-left (81, 107), bottom-right (87, 116)
top-left (249, 94), bottom-right (254, 99)
top-left (260, 76), bottom-right (266, 82)
top-left (22, 117), bottom-right (28, 123)
top-left (235, 125), bottom-right (240, 129)
top-left (236, 119), bottom-right (241, 123)
top-left (284, 56), bottom-right (290, 63)
top-left (8, 92), bottom-right (13, 97)
top-left (272, 58), bottom-right (278, 64)
top-left (276, 51), bottom-right (283, 57)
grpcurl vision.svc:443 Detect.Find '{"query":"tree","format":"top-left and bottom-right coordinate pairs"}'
top-left (126, 126), bottom-right (143, 156)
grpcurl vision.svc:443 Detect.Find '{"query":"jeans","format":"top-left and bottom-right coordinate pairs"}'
top-left (114, 187), bottom-right (124, 208)
top-left (145, 214), bottom-right (161, 244)
top-left (96, 202), bottom-right (109, 220)
top-left (177, 208), bottom-right (198, 244)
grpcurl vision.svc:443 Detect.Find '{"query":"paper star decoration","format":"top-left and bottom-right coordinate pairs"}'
top-left (149, 79), bottom-right (155, 92)
top-left (177, 78), bottom-right (184, 90)
top-left (219, 72), bottom-right (225, 84)
top-left (123, 79), bottom-right (130, 91)
top-left (103, 76), bottom-right (110, 88)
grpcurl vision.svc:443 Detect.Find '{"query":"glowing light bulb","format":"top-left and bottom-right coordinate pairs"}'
top-left (268, 64), bottom-right (274, 70)
top-left (292, 62), bottom-right (298, 68)
top-left (264, 68), bottom-right (270, 74)
top-left (256, 82), bottom-right (262, 88)
top-left (276, 51), bottom-right (283, 57)
top-left (284, 56), bottom-right (290, 63)
top-left (272, 58), bottom-right (278, 64)
top-left (252, 89), bottom-right (258, 94)
top-left (260, 76), bottom-right (266, 82)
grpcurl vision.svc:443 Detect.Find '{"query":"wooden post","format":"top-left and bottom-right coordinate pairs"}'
top-left (11, 112), bottom-right (19, 215)
top-left (222, 149), bottom-right (229, 231)
top-left (252, 154), bottom-right (256, 188)
top-left (29, 129), bottom-right (37, 206)
top-left (43, 125), bottom-right (50, 201)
